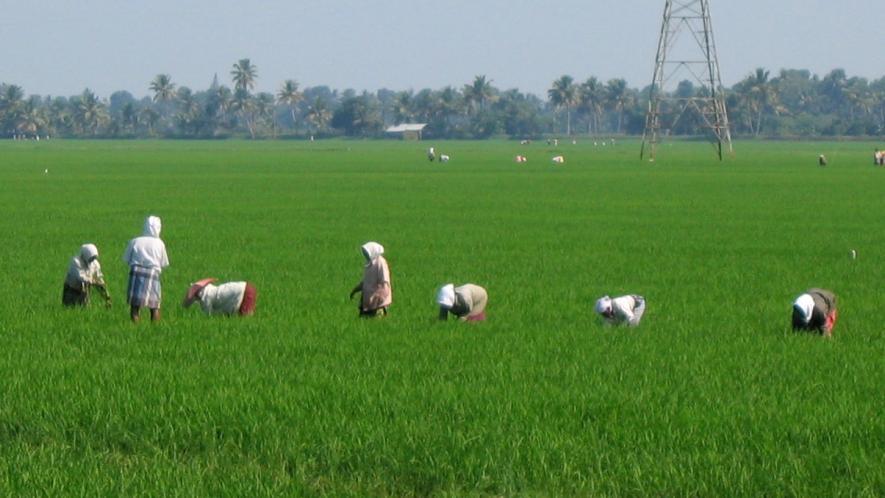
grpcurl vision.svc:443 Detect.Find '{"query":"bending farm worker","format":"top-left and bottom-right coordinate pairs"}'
top-left (349, 242), bottom-right (392, 317)
top-left (183, 278), bottom-right (258, 316)
top-left (62, 243), bottom-right (111, 307)
top-left (437, 283), bottom-right (488, 322)
top-left (122, 215), bottom-right (169, 322)
top-left (595, 294), bottom-right (646, 326)
top-left (792, 288), bottom-right (838, 337)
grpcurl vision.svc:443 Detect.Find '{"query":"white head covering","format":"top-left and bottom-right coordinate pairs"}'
top-left (594, 296), bottom-right (612, 315)
top-left (360, 242), bottom-right (384, 262)
top-left (143, 215), bottom-right (162, 237)
top-left (436, 283), bottom-right (455, 307)
top-left (79, 243), bottom-right (99, 263)
top-left (793, 294), bottom-right (815, 324)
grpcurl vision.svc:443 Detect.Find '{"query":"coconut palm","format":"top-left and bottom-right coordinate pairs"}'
top-left (149, 74), bottom-right (176, 103)
top-left (463, 75), bottom-right (494, 115)
top-left (255, 92), bottom-right (277, 137)
top-left (548, 75), bottom-right (577, 135)
top-left (605, 79), bottom-right (631, 134)
top-left (231, 58), bottom-right (258, 93)
top-left (16, 96), bottom-right (47, 137)
top-left (277, 79), bottom-right (303, 131)
top-left (306, 96), bottom-right (331, 133)
top-left (231, 88), bottom-right (257, 138)
top-left (139, 107), bottom-right (160, 136)
top-left (578, 77), bottom-right (605, 135)
top-left (391, 90), bottom-right (414, 124)
top-left (0, 84), bottom-right (26, 132)
top-left (72, 89), bottom-right (108, 136)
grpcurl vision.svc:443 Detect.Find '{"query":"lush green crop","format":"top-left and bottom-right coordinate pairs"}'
top-left (0, 139), bottom-right (882, 496)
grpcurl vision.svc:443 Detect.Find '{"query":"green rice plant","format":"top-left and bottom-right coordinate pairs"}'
top-left (0, 138), bottom-right (881, 496)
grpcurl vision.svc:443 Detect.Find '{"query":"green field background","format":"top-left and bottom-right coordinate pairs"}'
top-left (0, 139), bottom-right (882, 496)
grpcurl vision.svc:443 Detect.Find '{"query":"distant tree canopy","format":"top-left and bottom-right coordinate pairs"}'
top-left (1, 62), bottom-right (883, 139)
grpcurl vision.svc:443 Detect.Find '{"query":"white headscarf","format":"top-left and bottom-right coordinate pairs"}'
top-left (793, 294), bottom-right (814, 324)
top-left (594, 296), bottom-right (612, 315)
top-left (79, 243), bottom-right (99, 263)
top-left (436, 283), bottom-right (455, 307)
top-left (143, 215), bottom-right (162, 238)
top-left (360, 242), bottom-right (384, 262)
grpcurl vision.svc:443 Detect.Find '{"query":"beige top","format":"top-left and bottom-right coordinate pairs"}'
top-left (451, 284), bottom-right (488, 319)
top-left (360, 256), bottom-right (391, 311)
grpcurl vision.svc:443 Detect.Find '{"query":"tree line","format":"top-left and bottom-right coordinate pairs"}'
top-left (1, 59), bottom-right (883, 140)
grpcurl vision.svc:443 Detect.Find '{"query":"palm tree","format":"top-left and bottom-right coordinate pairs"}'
top-left (139, 107), bottom-right (160, 136)
top-left (463, 75), bottom-right (494, 115)
top-left (231, 58), bottom-right (258, 93)
top-left (277, 79), bottom-right (303, 131)
top-left (548, 75), bottom-right (577, 135)
top-left (306, 96), bottom-right (331, 133)
top-left (149, 74), bottom-right (176, 103)
top-left (73, 89), bottom-right (108, 136)
top-left (579, 77), bottom-right (605, 135)
top-left (231, 88), bottom-right (257, 139)
top-left (255, 92), bottom-right (277, 137)
top-left (605, 79), bottom-right (631, 134)
top-left (391, 90), bottom-right (413, 124)
top-left (0, 84), bottom-right (26, 133)
top-left (16, 96), bottom-right (46, 137)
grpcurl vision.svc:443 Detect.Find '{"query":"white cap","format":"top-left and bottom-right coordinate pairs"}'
top-left (436, 284), bottom-right (455, 307)
top-left (594, 296), bottom-right (612, 315)
top-left (793, 294), bottom-right (814, 324)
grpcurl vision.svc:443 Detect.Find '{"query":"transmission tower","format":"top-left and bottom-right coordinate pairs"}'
top-left (640, 0), bottom-right (733, 161)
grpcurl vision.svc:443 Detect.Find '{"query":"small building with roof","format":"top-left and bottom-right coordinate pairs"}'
top-left (385, 123), bottom-right (428, 140)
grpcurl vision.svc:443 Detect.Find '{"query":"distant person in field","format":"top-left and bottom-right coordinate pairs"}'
top-left (62, 243), bottom-right (111, 307)
top-left (183, 278), bottom-right (257, 316)
top-left (427, 147), bottom-right (436, 162)
top-left (349, 242), bottom-right (392, 317)
top-left (792, 288), bottom-right (837, 337)
top-left (595, 294), bottom-right (646, 327)
top-left (123, 215), bottom-right (169, 322)
top-left (437, 283), bottom-right (488, 321)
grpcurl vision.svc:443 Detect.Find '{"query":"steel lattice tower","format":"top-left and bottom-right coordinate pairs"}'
top-left (640, 0), bottom-right (733, 161)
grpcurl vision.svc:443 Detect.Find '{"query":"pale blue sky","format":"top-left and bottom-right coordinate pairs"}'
top-left (1, 0), bottom-right (882, 98)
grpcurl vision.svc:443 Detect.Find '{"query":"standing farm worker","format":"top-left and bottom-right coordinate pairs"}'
top-left (349, 242), bottom-right (392, 317)
top-left (792, 288), bottom-right (837, 337)
top-left (183, 278), bottom-right (257, 316)
top-left (122, 215), bottom-right (169, 322)
top-left (437, 283), bottom-right (488, 321)
top-left (595, 294), bottom-right (646, 326)
top-left (62, 243), bottom-right (111, 307)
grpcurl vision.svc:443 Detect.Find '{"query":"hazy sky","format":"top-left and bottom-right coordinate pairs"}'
top-left (1, 0), bottom-right (882, 99)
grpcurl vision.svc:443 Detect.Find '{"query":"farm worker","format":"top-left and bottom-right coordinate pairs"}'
top-left (349, 242), bottom-right (392, 317)
top-left (62, 243), bottom-right (111, 307)
top-left (594, 294), bottom-right (646, 326)
top-left (122, 215), bottom-right (169, 322)
top-left (792, 288), bottom-right (837, 337)
top-left (437, 283), bottom-right (488, 321)
top-left (183, 278), bottom-right (257, 316)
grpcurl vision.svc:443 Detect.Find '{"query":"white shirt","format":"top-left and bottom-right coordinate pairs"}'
top-left (65, 257), bottom-right (105, 288)
top-left (123, 236), bottom-right (169, 271)
top-left (198, 282), bottom-right (247, 315)
top-left (605, 295), bottom-right (645, 327)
